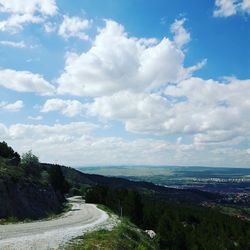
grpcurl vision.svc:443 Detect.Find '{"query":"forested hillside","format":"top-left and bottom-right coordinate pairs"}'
top-left (85, 185), bottom-right (250, 249)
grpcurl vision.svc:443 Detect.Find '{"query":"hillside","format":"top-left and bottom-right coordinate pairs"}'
top-left (48, 164), bottom-right (221, 204)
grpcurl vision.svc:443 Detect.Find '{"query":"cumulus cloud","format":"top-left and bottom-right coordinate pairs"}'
top-left (213, 0), bottom-right (250, 17)
top-left (0, 100), bottom-right (24, 112)
top-left (41, 98), bottom-right (85, 117)
top-left (58, 15), bottom-right (91, 40)
top-left (171, 18), bottom-right (190, 48)
top-left (57, 19), bottom-right (201, 96)
top-left (0, 40), bottom-right (26, 48)
top-left (86, 91), bottom-right (171, 135)
top-left (0, 0), bottom-right (57, 32)
top-left (55, 18), bottom-right (249, 149)
top-left (0, 69), bottom-right (55, 95)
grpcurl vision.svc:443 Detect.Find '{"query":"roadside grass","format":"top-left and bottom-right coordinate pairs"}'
top-left (96, 204), bottom-right (115, 216)
top-left (0, 216), bottom-right (29, 225)
top-left (66, 217), bottom-right (159, 250)
top-left (0, 201), bottom-right (72, 225)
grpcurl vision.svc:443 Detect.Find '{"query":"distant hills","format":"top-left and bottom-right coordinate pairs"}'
top-left (57, 164), bottom-right (221, 204)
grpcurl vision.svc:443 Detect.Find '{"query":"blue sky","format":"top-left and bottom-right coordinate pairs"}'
top-left (0, 0), bottom-right (249, 167)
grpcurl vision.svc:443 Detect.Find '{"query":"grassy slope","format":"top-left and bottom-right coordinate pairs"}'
top-left (66, 218), bottom-right (158, 250)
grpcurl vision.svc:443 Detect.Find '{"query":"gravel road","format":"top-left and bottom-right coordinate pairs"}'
top-left (0, 197), bottom-right (113, 250)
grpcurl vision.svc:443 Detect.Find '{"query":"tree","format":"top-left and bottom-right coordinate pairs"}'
top-left (49, 165), bottom-right (69, 194)
top-left (21, 150), bottom-right (41, 177)
top-left (0, 141), bottom-right (14, 158)
top-left (0, 141), bottom-right (20, 165)
top-left (21, 150), bottom-right (39, 167)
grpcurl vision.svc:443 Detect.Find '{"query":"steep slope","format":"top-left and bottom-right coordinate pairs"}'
top-left (0, 157), bottom-right (64, 219)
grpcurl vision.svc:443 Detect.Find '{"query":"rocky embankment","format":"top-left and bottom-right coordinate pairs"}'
top-left (0, 177), bottom-right (63, 219)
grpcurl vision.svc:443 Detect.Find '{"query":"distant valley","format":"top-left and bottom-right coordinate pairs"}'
top-left (79, 165), bottom-right (250, 193)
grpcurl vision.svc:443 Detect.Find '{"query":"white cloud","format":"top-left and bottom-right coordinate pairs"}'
top-left (28, 115), bottom-right (43, 121)
top-left (0, 13), bottom-right (43, 33)
top-left (171, 18), bottom-right (190, 48)
top-left (41, 98), bottom-right (85, 117)
top-left (0, 0), bottom-right (57, 16)
top-left (242, 0), bottom-right (250, 11)
top-left (58, 15), bottom-right (91, 40)
top-left (44, 21), bottom-right (56, 33)
top-left (164, 77), bottom-right (250, 137)
top-left (7, 122), bottom-right (97, 140)
top-left (87, 91), bottom-right (171, 135)
top-left (0, 40), bottom-right (26, 48)
top-left (213, 0), bottom-right (250, 17)
top-left (0, 0), bottom-right (57, 32)
top-left (0, 123), bottom-right (8, 137)
top-left (0, 69), bottom-right (55, 95)
top-left (0, 100), bottom-right (24, 112)
top-left (57, 20), bottom-right (201, 97)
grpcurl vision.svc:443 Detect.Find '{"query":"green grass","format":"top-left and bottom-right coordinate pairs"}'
top-left (66, 218), bottom-right (159, 250)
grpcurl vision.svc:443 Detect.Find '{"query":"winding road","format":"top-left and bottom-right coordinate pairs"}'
top-left (0, 197), bottom-right (112, 250)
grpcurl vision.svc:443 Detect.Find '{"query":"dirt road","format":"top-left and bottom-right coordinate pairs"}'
top-left (0, 197), bottom-right (112, 249)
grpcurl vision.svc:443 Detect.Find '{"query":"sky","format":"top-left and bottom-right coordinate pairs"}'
top-left (0, 0), bottom-right (249, 167)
